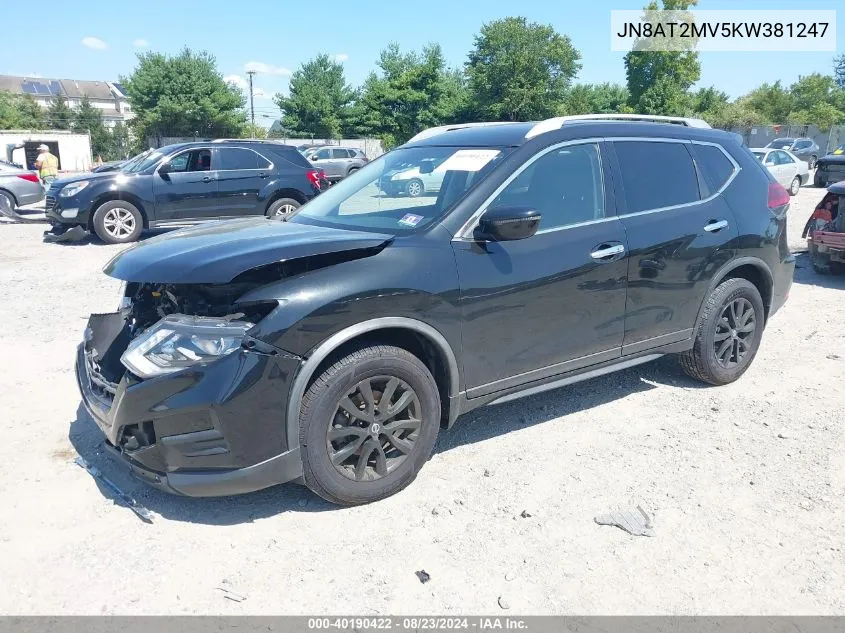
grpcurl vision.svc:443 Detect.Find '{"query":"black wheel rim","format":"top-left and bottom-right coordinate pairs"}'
top-left (327, 375), bottom-right (422, 482)
top-left (713, 298), bottom-right (756, 367)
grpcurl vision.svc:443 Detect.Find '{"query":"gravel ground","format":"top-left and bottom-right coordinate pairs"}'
top-left (0, 182), bottom-right (843, 615)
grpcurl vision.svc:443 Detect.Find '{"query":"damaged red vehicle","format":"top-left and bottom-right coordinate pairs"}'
top-left (803, 181), bottom-right (845, 274)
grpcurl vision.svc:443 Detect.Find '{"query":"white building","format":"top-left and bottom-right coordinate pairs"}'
top-left (0, 75), bottom-right (133, 128)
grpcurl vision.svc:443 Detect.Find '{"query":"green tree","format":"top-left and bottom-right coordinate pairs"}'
top-left (742, 81), bottom-right (791, 123)
top-left (624, 0), bottom-right (700, 112)
top-left (789, 73), bottom-right (838, 113)
top-left (834, 54), bottom-right (845, 89)
top-left (73, 96), bottom-right (111, 160)
top-left (636, 76), bottom-right (693, 116)
top-left (46, 94), bottom-right (73, 130)
top-left (466, 16), bottom-right (581, 121)
top-left (109, 121), bottom-right (131, 160)
top-left (275, 54), bottom-right (354, 139)
top-left (242, 123), bottom-right (268, 139)
top-left (347, 43), bottom-right (467, 147)
top-left (561, 83), bottom-right (631, 115)
top-left (122, 47), bottom-right (247, 143)
top-left (0, 92), bottom-right (45, 129)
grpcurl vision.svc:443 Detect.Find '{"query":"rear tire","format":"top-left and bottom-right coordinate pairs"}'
top-left (92, 200), bottom-right (143, 244)
top-left (299, 345), bottom-right (441, 506)
top-left (266, 197), bottom-right (301, 220)
top-left (789, 176), bottom-right (800, 196)
top-left (679, 278), bottom-right (765, 386)
top-left (0, 189), bottom-right (17, 210)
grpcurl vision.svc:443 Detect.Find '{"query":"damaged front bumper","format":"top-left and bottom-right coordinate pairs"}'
top-left (75, 311), bottom-right (305, 497)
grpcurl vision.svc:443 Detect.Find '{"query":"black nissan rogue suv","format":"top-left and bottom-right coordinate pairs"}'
top-left (77, 115), bottom-right (795, 506)
top-left (46, 139), bottom-right (329, 244)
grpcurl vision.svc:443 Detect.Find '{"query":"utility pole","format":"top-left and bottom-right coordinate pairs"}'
top-left (246, 70), bottom-right (256, 134)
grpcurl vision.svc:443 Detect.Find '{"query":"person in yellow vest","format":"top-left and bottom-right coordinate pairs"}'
top-left (34, 144), bottom-right (58, 185)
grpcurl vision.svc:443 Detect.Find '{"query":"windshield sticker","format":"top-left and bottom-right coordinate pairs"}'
top-left (399, 213), bottom-right (423, 227)
top-left (434, 149), bottom-right (500, 173)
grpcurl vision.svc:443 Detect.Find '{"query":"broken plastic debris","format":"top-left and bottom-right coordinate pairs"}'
top-left (594, 505), bottom-right (654, 537)
top-left (74, 456), bottom-right (153, 523)
top-left (43, 225), bottom-right (88, 243)
top-left (216, 586), bottom-right (247, 602)
top-left (415, 570), bottom-right (431, 584)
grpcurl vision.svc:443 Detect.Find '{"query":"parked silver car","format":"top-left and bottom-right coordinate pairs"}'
top-left (0, 160), bottom-right (45, 209)
top-left (751, 147), bottom-right (809, 196)
top-left (304, 146), bottom-right (368, 182)
top-left (765, 137), bottom-right (820, 169)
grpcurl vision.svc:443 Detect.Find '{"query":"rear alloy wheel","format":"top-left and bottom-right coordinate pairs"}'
top-left (266, 197), bottom-right (300, 220)
top-left (406, 178), bottom-right (424, 198)
top-left (679, 278), bottom-right (765, 385)
top-left (299, 345), bottom-right (440, 505)
top-left (789, 176), bottom-right (800, 196)
top-left (808, 155), bottom-right (817, 170)
top-left (92, 200), bottom-right (143, 244)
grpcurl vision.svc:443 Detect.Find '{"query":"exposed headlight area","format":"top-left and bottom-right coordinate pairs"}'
top-left (59, 180), bottom-right (89, 197)
top-left (121, 314), bottom-right (254, 378)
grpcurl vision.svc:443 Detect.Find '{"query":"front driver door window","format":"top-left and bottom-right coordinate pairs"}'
top-left (153, 148), bottom-right (218, 221)
top-left (452, 142), bottom-right (629, 395)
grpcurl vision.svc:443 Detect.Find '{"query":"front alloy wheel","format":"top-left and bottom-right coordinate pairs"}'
top-left (299, 344), bottom-right (441, 505)
top-left (328, 376), bottom-right (421, 482)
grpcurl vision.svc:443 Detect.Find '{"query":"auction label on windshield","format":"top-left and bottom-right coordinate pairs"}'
top-left (610, 10), bottom-right (836, 51)
top-left (435, 150), bottom-right (500, 173)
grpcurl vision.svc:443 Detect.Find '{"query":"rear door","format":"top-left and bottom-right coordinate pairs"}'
top-left (152, 147), bottom-right (218, 223)
top-left (331, 148), bottom-right (351, 177)
top-left (215, 147), bottom-right (271, 217)
top-left (609, 139), bottom-right (740, 354)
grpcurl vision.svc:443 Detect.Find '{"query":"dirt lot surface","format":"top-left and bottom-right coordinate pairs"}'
top-left (0, 182), bottom-right (843, 615)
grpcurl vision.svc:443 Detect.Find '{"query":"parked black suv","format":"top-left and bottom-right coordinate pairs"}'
top-left (77, 115), bottom-right (795, 505)
top-left (46, 140), bottom-right (328, 244)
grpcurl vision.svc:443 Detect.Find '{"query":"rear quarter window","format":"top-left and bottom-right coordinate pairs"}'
top-left (690, 143), bottom-right (736, 197)
top-left (271, 147), bottom-right (312, 169)
top-left (614, 141), bottom-right (700, 213)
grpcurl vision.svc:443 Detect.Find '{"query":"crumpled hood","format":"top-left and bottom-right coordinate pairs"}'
top-left (104, 217), bottom-right (393, 283)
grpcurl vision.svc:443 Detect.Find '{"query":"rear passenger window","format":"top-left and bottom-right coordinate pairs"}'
top-left (614, 141), bottom-right (700, 213)
top-left (690, 143), bottom-right (735, 197)
top-left (220, 148), bottom-right (261, 170)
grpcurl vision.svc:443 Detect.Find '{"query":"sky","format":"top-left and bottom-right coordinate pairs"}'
top-left (3, 0), bottom-right (843, 127)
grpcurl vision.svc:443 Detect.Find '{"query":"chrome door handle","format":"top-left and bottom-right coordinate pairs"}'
top-left (704, 219), bottom-right (728, 232)
top-left (590, 244), bottom-right (625, 259)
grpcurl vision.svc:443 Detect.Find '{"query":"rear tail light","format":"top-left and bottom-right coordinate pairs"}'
top-left (306, 169), bottom-right (325, 189)
top-left (16, 173), bottom-right (40, 183)
top-left (767, 182), bottom-right (790, 209)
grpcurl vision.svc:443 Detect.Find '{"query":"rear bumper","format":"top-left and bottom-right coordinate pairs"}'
top-left (815, 164), bottom-right (845, 186)
top-left (16, 187), bottom-right (45, 206)
top-left (75, 317), bottom-right (305, 497)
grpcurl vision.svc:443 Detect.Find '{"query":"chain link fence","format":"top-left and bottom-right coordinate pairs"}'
top-left (724, 124), bottom-right (845, 155)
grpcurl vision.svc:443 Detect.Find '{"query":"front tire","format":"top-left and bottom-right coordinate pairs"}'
top-left (679, 278), bottom-right (765, 386)
top-left (92, 200), bottom-right (143, 244)
top-left (299, 345), bottom-right (441, 506)
top-left (266, 197), bottom-right (301, 220)
top-left (789, 176), bottom-right (801, 196)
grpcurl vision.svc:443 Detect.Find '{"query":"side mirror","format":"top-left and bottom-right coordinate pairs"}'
top-left (309, 156), bottom-right (318, 162)
top-left (477, 206), bottom-right (541, 242)
top-left (158, 161), bottom-right (172, 175)
top-left (419, 160), bottom-right (434, 174)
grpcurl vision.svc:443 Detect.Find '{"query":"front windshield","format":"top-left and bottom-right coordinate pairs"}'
top-left (117, 150), bottom-right (151, 172)
top-left (122, 150), bottom-right (165, 174)
top-left (290, 145), bottom-right (510, 233)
